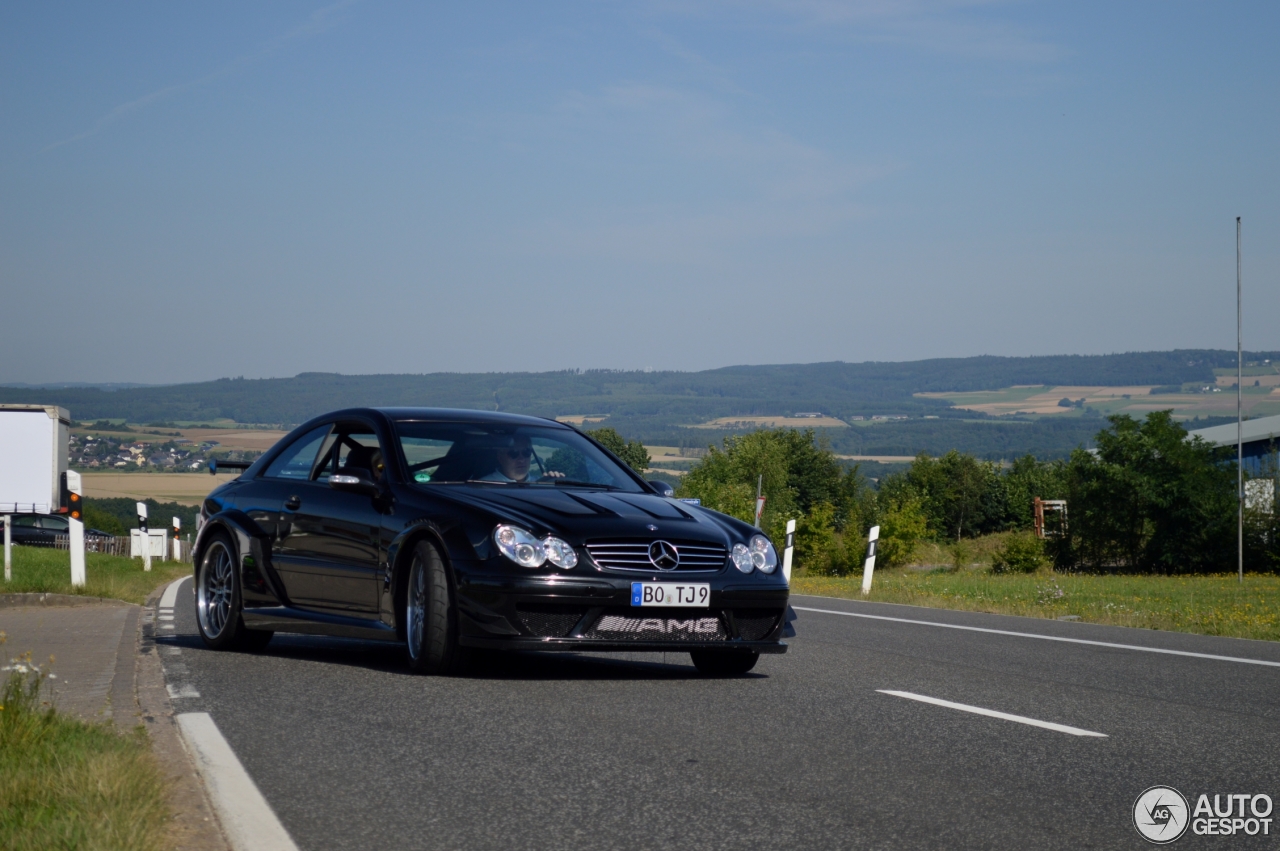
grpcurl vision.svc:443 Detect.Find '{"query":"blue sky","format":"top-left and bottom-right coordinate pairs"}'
top-left (2, 1), bottom-right (1277, 383)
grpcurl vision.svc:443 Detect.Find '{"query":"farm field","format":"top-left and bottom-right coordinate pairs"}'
top-left (687, 415), bottom-right (849, 429)
top-left (919, 383), bottom-right (1280, 420)
top-left (82, 472), bottom-right (236, 505)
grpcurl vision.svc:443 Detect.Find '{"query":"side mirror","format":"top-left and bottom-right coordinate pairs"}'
top-left (647, 480), bottom-right (675, 498)
top-left (328, 472), bottom-right (381, 497)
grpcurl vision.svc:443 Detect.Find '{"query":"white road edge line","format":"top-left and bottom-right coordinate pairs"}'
top-left (159, 575), bottom-right (189, 610)
top-left (877, 690), bottom-right (1108, 738)
top-left (794, 606), bottom-right (1280, 668)
top-left (176, 712), bottom-right (300, 851)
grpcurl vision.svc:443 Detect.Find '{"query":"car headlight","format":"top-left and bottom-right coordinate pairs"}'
top-left (493, 524), bottom-right (577, 570)
top-left (542, 536), bottom-right (578, 569)
top-left (749, 534), bottom-right (778, 574)
top-left (731, 542), bottom-right (754, 573)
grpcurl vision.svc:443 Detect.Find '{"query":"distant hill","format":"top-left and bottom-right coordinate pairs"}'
top-left (0, 350), bottom-right (1264, 460)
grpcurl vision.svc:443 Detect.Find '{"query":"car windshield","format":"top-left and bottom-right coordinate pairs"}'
top-left (394, 421), bottom-right (645, 492)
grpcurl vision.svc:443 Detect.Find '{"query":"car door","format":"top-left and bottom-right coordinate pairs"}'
top-left (252, 424), bottom-right (334, 607)
top-left (272, 421), bottom-right (385, 615)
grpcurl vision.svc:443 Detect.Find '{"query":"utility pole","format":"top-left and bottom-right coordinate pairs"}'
top-left (1237, 216), bottom-right (1243, 585)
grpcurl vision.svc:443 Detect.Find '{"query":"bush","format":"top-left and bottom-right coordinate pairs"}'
top-left (991, 532), bottom-right (1048, 574)
top-left (876, 495), bottom-right (928, 568)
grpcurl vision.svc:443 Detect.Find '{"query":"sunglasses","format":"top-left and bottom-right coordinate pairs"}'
top-left (503, 447), bottom-right (534, 459)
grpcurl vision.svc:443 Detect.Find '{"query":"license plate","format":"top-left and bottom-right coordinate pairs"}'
top-left (630, 582), bottom-right (710, 607)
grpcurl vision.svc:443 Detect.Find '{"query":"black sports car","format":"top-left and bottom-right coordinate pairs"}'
top-left (193, 408), bottom-right (793, 675)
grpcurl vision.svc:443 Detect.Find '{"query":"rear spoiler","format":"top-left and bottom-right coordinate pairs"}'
top-left (209, 459), bottom-right (253, 475)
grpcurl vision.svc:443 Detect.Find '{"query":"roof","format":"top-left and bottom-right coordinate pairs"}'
top-left (372, 407), bottom-right (565, 427)
top-left (1187, 414), bottom-right (1280, 447)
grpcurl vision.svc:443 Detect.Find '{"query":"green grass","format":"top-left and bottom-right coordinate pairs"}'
top-left (1, 546), bottom-right (188, 605)
top-left (793, 570), bottom-right (1280, 642)
top-left (0, 646), bottom-right (169, 851)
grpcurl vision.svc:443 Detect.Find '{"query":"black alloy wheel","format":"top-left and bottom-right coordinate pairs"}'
top-left (195, 532), bottom-right (273, 652)
top-left (405, 540), bottom-right (465, 675)
top-left (690, 649), bottom-right (760, 676)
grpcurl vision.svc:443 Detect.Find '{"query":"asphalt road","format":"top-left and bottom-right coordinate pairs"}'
top-left (156, 581), bottom-right (1280, 850)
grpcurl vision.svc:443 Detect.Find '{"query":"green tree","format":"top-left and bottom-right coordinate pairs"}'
top-left (586, 427), bottom-right (651, 473)
top-left (1003, 455), bottom-right (1069, 530)
top-left (1060, 412), bottom-right (1235, 573)
top-left (677, 428), bottom-right (872, 549)
top-left (874, 493), bottom-right (929, 568)
top-left (885, 451), bottom-right (1004, 540)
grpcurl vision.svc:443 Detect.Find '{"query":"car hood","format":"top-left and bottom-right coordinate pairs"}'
top-left (427, 484), bottom-right (748, 545)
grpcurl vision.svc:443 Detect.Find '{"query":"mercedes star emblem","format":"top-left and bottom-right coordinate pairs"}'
top-left (648, 540), bottom-right (680, 570)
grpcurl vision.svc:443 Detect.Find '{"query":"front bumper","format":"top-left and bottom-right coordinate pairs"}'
top-left (455, 568), bottom-right (791, 654)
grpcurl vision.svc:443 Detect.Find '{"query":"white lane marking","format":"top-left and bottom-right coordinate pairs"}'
top-left (160, 575), bottom-right (189, 610)
top-left (159, 624), bottom-right (175, 630)
top-left (878, 690), bottom-right (1108, 738)
top-left (159, 615), bottom-right (174, 621)
top-left (167, 683), bottom-right (200, 699)
top-left (176, 713), bottom-right (301, 851)
top-left (794, 606), bottom-right (1280, 668)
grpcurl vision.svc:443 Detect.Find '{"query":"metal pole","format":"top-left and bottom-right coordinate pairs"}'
top-left (1238, 216), bottom-right (1243, 584)
top-left (3, 515), bottom-right (10, 582)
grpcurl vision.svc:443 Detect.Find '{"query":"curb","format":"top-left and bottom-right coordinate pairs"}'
top-left (136, 577), bottom-right (232, 851)
top-left (0, 592), bottom-right (131, 609)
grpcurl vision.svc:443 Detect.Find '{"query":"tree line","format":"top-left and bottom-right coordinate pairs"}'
top-left (670, 412), bottom-right (1277, 576)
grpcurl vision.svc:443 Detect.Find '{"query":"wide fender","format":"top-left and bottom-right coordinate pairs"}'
top-left (193, 509), bottom-right (287, 607)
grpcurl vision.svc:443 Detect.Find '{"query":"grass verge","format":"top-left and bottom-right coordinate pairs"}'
top-left (0, 645), bottom-right (168, 851)
top-left (1, 546), bottom-right (188, 605)
top-left (792, 570), bottom-right (1280, 642)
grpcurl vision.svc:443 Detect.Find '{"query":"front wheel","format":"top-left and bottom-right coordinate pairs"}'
top-left (405, 541), bottom-right (466, 675)
top-left (195, 532), bottom-right (272, 652)
top-left (690, 650), bottom-right (760, 677)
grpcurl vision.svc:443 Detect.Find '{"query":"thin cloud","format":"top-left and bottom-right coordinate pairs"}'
top-left (41, 0), bottom-right (358, 153)
top-left (651, 0), bottom-right (1068, 63)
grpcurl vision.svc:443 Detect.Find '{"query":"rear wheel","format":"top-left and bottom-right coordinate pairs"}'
top-left (405, 541), bottom-right (466, 675)
top-left (690, 650), bottom-right (759, 677)
top-left (195, 532), bottom-right (273, 652)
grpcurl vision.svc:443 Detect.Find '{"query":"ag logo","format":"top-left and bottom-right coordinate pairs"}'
top-left (1134, 786), bottom-right (1190, 844)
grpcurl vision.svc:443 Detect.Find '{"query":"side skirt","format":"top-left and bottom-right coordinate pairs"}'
top-left (241, 606), bottom-right (400, 642)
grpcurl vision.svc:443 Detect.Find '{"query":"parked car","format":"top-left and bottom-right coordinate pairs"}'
top-left (193, 408), bottom-right (794, 675)
top-left (6, 514), bottom-right (115, 548)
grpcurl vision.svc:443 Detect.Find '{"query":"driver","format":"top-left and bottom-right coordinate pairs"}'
top-left (479, 435), bottom-right (538, 483)
top-left (478, 434), bottom-right (563, 483)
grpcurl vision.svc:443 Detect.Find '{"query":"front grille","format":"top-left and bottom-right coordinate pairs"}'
top-left (585, 540), bottom-right (727, 572)
top-left (733, 609), bottom-right (781, 641)
top-left (515, 605), bottom-right (585, 638)
top-left (584, 610), bottom-right (728, 642)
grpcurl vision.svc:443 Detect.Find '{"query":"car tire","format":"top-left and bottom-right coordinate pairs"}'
top-left (690, 649), bottom-right (760, 676)
top-left (195, 531), bottom-right (266, 651)
top-left (405, 540), bottom-right (466, 675)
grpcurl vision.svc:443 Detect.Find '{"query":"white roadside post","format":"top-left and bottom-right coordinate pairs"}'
top-left (3, 515), bottom-right (10, 582)
top-left (861, 525), bottom-right (881, 595)
top-left (138, 501), bottom-right (151, 572)
top-left (782, 518), bottom-right (796, 583)
top-left (66, 470), bottom-right (85, 587)
top-left (172, 516), bottom-right (182, 561)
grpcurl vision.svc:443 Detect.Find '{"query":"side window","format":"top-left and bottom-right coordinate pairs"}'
top-left (10, 515), bottom-right (39, 528)
top-left (263, 425), bottom-right (332, 480)
top-left (40, 516), bottom-right (70, 531)
top-left (312, 426), bottom-right (385, 481)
